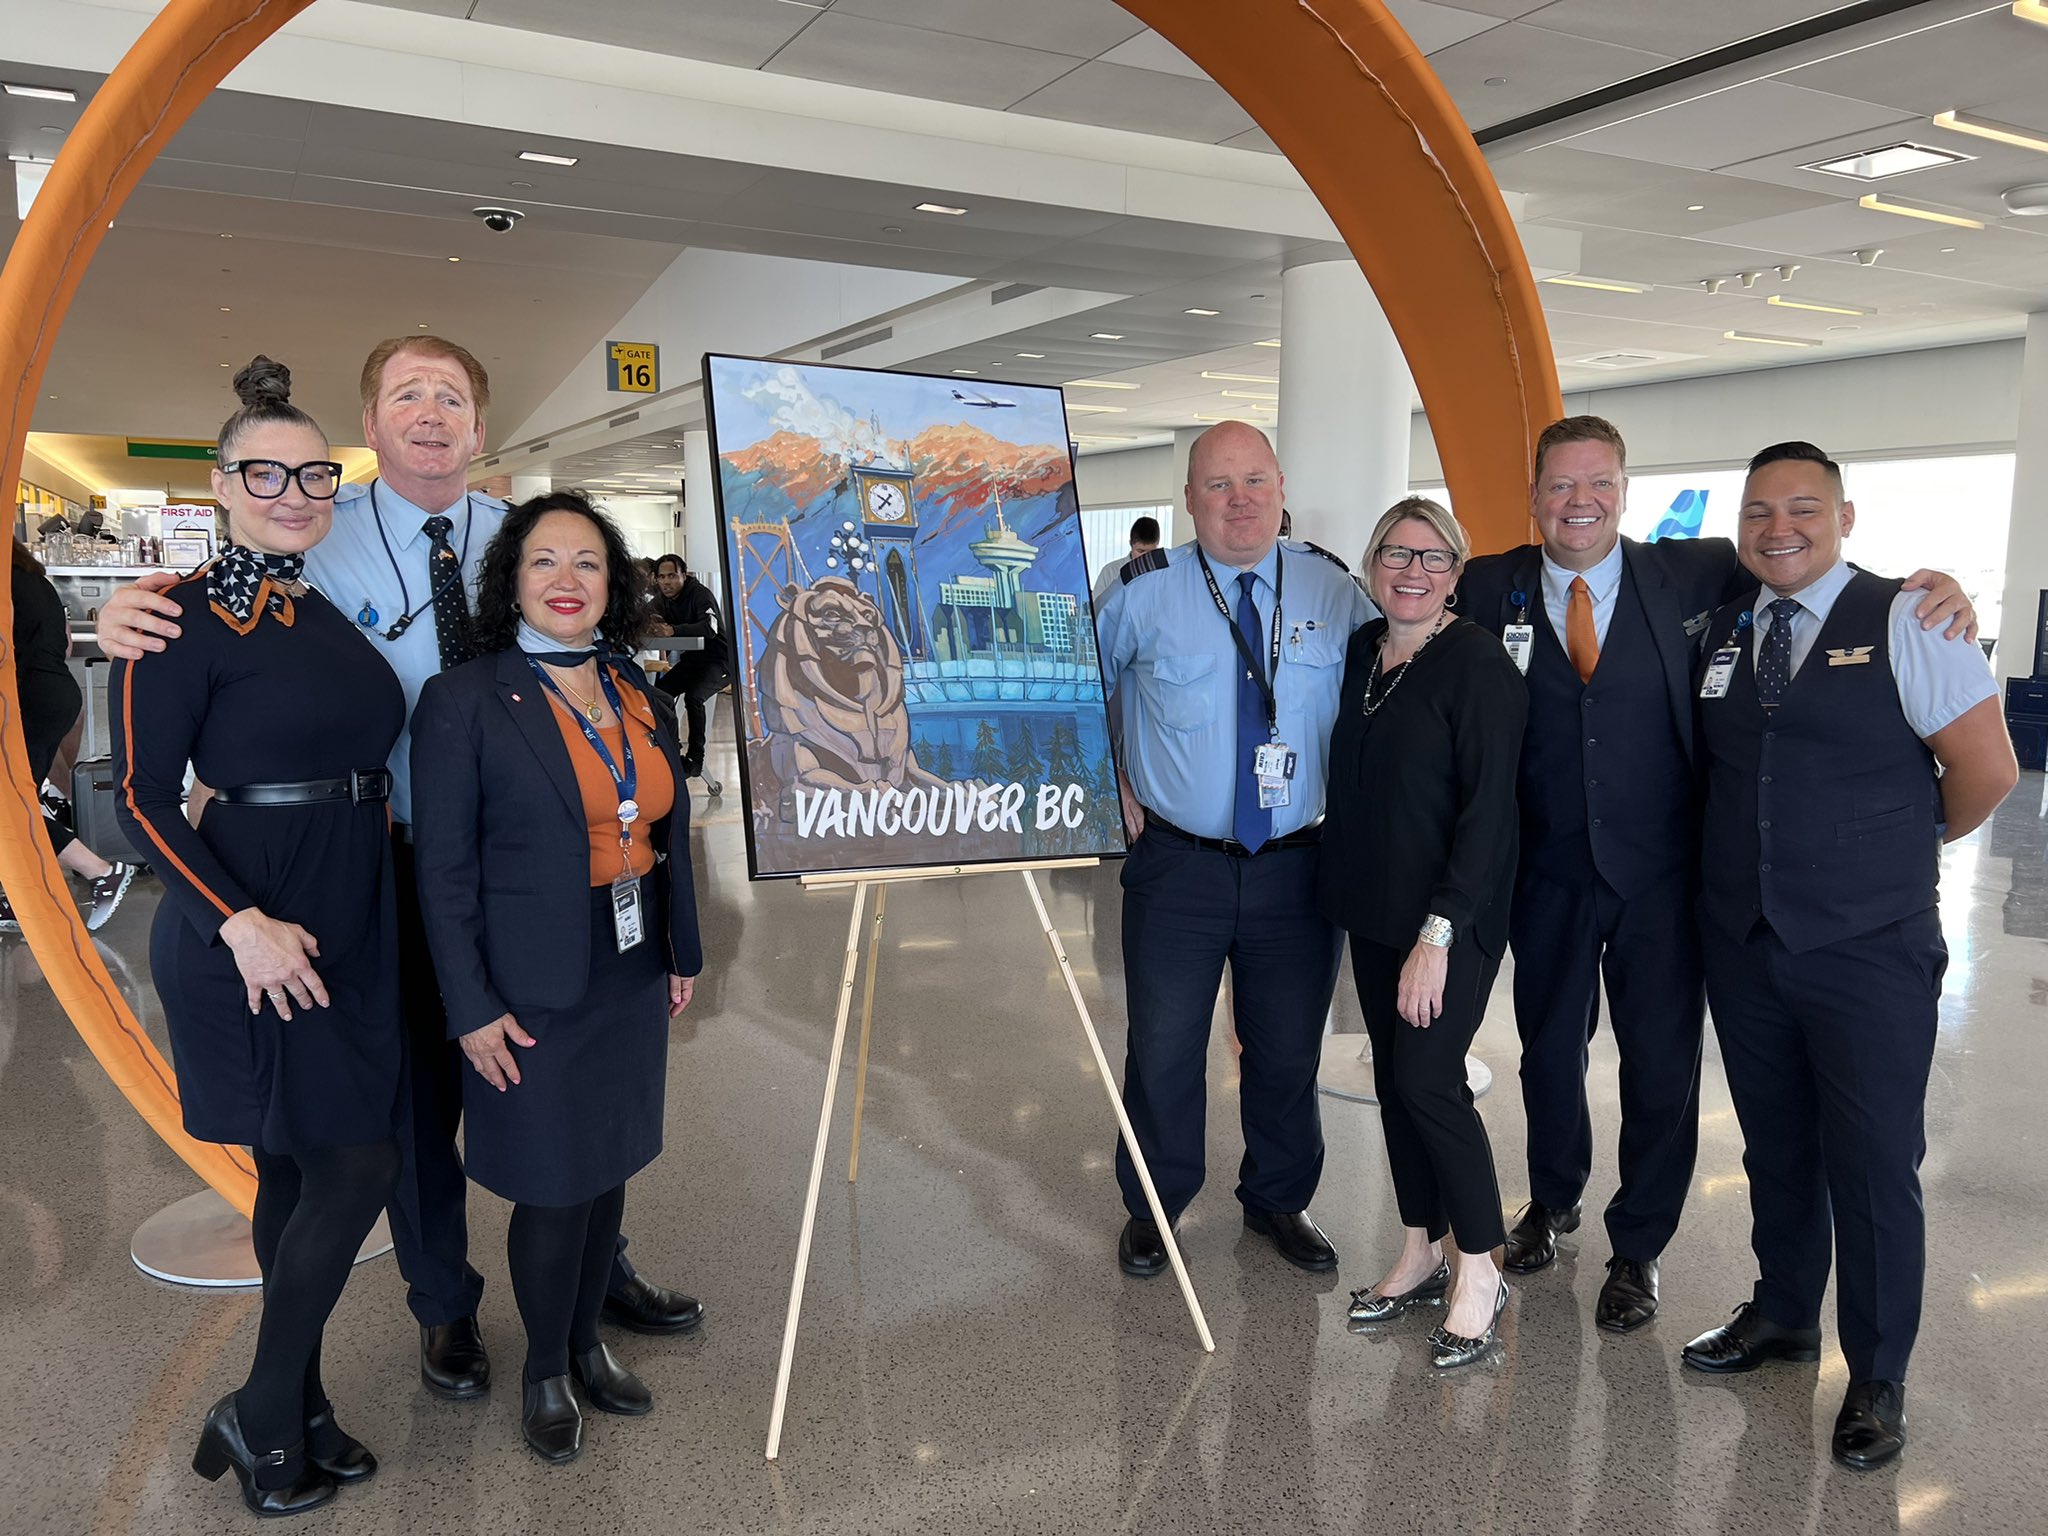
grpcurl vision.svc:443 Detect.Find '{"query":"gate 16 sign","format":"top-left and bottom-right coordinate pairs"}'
top-left (608, 340), bottom-right (659, 393)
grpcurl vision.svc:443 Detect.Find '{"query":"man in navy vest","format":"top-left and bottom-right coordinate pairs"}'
top-left (1680, 442), bottom-right (2014, 1471)
top-left (1460, 417), bottom-right (1975, 1336)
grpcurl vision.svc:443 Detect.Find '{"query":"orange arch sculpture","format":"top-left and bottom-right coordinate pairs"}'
top-left (0, 0), bottom-right (1560, 1218)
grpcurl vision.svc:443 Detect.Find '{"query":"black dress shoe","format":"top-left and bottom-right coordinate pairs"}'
top-left (191, 1393), bottom-right (338, 1518)
top-left (303, 1408), bottom-right (376, 1483)
top-left (1596, 1257), bottom-right (1661, 1333)
top-left (602, 1274), bottom-right (704, 1335)
top-left (1833, 1379), bottom-right (1907, 1470)
top-left (1118, 1217), bottom-right (1169, 1278)
top-left (1502, 1200), bottom-right (1581, 1273)
top-left (420, 1316), bottom-right (491, 1399)
top-left (1242, 1207), bottom-right (1339, 1272)
top-left (570, 1343), bottom-right (654, 1416)
top-left (521, 1375), bottom-right (583, 1464)
top-left (1681, 1301), bottom-right (1822, 1373)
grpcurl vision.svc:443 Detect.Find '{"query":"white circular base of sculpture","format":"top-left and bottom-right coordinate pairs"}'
top-left (1316, 1035), bottom-right (1492, 1104)
top-left (131, 1188), bottom-right (393, 1289)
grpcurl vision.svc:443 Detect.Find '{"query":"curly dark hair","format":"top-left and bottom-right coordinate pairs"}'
top-left (470, 490), bottom-right (648, 655)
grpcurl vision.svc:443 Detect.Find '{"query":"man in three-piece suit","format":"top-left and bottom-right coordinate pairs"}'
top-left (1459, 416), bottom-right (1974, 1335)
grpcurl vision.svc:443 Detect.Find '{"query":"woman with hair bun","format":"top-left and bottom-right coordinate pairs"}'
top-left (111, 358), bottom-right (405, 1519)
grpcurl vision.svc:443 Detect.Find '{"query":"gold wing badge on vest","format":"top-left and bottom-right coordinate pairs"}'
top-left (1825, 646), bottom-right (1875, 666)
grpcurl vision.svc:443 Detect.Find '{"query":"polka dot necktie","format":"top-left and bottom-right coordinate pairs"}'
top-left (1756, 597), bottom-right (1801, 709)
top-left (423, 515), bottom-right (477, 670)
top-left (1231, 571), bottom-right (1272, 854)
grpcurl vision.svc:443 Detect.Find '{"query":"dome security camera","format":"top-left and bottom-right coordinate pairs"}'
top-left (472, 206), bottom-right (524, 232)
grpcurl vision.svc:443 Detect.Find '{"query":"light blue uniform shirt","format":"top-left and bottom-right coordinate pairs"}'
top-left (1096, 540), bottom-right (1372, 840)
top-left (306, 480), bottom-right (506, 825)
top-left (1748, 557), bottom-right (1997, 738)
top-left (1540, 534), bottom-right (1624, 651)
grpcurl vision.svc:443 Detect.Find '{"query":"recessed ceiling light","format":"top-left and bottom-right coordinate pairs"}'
top-left (952, 368), bottom-right (979, 375)
top-left (1183, 307), bottom-right (1221, 316)
top-left (509, 180), bottom-right (535, 189)
top-left (1194, 410), bottom-right (1273, 422)
top-left (1253, 338), bottom-right (1282, 347)
top-left (1542, 275), bottom-right (1647, 294)
top-left (1015, 352), bottom-right (1045, 359)
top-left (1070, 433), bottom-right (1136, 443)
top-left (1828, 324), bottom-right (1863, 333)
top-left (1065, 379), bottom-right (1139, 390)
top-left (1221, 389), bottom-right (1279, 401)
top-left (1804, 141), bottom-right (1972, 180)
top-left (1089, 332), bottom-right (1124, 341)
top-left (1484, 77), bottom-right (1508, 87)
top-left (1686, 204), bottom-right (1706, 212)
top-left (1065, 403), bottom-right (1127, 414)
top-left (218, 306), bottom-right (230, 312)
top-left (219, 361), bottom-right (230, 367)
top-left (219, 232), bottom-right (233, 239)
top-left (518, 150), bottom-right (579, 167)
top-left (448, 255), bottom-right (461, 262)
top-left (1723, 330), bottom-right (1821, 348)
top-left (3, 83), bottom-right (77, 102)
top-left (1933, 108), bottom-right (2048, 155)
top-left (1857, 192), bottom-right (1984, 228)
top-left (882, 225), bottom-right (902, 233)
top-left (1939, 246), bottom-right (1958, 253)
top-left (914, 202), bottom-right (968, 216)
top-left (1201, 370), bottom-right (1278, 383)
top-left (417, 322), bottom-right (429, 329)
top-left (38, 125), bottom-right (65, 135)
top-left (5, 153), bottom-right (50, 164)
top-left (1768, 295), bottom-right (1865, 316)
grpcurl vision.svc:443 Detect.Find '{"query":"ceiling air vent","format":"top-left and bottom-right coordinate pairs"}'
top-left (1566, 347), bottom-right (1701, 371)
top-left (822, 327), bottom-right (892, 360)
top-left (991, 283), bottom-right (1042, 304)
top-left (608, 410), bottom-right (641, 428)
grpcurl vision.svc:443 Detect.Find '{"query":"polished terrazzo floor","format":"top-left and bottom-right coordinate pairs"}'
top-left (3, 734), bottom-right (2045, 1534)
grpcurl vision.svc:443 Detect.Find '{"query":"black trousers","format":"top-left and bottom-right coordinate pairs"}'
top-left (1702, 909), bottom-right (1944, 1383)
top-left (1115, 826), bottom-right (1343, 1222)
top-left (1352, 937), bottom-right (1507, 1253)
top-left (1509, 863), bottom-right (1705, 1260)
top-left (385, 837), bottom-right (638, 1326)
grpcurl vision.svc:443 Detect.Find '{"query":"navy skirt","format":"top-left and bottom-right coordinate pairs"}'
top-left (461, 883), bottom-right (668, 1206)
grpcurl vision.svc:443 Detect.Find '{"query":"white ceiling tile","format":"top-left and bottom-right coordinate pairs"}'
top-left (762, 13), bottom-right (1086, 110)
top-left (1535, 169), bottom-right (1841, 237)
top-left (1095, 28), bottom-right (1210, 80)
top-left (830, 0), bottom-right (1143, 59)
top-left (1562, 81), bottom-right (1912, 172)
top-left (467, 0), bottom-right (813, 69)
top-left (1780, 8), bottom-right (2048, 118)
top-left (1520, 0), bottom-right (1843, 58)
top-left (1383, 1), bottom-right (1507, 55)
top-left (1424, 24), bottom-right (1672, 131)
top-left (1219, 126), bottom-right (1284, 156)
top-left (1010, 61), bottom-right (1257, 143)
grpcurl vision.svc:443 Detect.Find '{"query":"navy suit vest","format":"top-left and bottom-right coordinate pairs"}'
top-left (1518, 565), bottom-right (1693, 898)
top-left (1698, 571), bottom-right (1941, 954)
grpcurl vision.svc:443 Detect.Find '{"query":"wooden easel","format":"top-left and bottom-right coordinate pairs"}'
top-left (763, 858), bottom-right (1216, 1461)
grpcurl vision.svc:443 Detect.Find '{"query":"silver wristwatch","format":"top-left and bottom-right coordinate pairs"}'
top-left (1417, 915), bottom-right (1454, 948)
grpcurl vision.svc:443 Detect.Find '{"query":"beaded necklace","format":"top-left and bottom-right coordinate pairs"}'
top-left (1360, 612), bottom-right (1451, 718)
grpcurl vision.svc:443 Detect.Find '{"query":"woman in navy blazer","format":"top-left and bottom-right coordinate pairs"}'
top-left (409, 491), bottom-right (702, 1465)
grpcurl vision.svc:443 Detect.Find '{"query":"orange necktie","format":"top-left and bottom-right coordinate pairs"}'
top-left (1566, 575), bottom-right (1599, 683)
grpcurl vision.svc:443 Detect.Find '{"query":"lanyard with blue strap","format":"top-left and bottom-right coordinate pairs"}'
top-left (525, 654), bottom-right (647, 950)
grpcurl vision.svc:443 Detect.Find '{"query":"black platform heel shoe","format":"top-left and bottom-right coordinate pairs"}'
top-left (191, 1394), bottom-right (338, 1518)
top-left (304, 1408), bottom-right (376, 1484)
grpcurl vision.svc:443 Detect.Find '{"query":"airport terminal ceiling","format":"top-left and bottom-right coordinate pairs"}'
top-left (4, 0), bottom-right (2046, 495)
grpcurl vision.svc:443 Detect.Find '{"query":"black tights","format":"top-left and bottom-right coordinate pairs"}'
top-left (507, 1183), bottom-right (627, 1382)
top-left (243, 1141), bottom-right (400, 1464)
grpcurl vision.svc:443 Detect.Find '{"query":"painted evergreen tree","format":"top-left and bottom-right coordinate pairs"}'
top-left (970, 719), bottom-right (1005, 781)
top-left (1005, 723), bottom-right (1047, 785)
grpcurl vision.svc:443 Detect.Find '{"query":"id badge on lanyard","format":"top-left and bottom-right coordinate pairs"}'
top-left (1502, 591), bottom-right (1534, 675)
top-left (611, 867), bottom-right (645, 952)
top-left (1699, 611), bottom-right (1753, 701)
top-left (1199, 550), bottom-right (1293, 810)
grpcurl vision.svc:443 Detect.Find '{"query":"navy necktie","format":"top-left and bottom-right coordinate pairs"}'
top-left (423, 515), bottom-right (477, 670)
top-left (1757, 597), bottom-right (1801, 709)
top-left (1232, 571), bottom-right (1272, 853)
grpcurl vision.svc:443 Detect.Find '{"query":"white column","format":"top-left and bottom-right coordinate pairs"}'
top-left (1276, 260), bottom-right (1413, 568)
top-left (1996, 310), bottom-right (2048, 681)
top-left (509, 474), bottom-right (551, 503)
top-left (682, 429), bottom-right (720, 591)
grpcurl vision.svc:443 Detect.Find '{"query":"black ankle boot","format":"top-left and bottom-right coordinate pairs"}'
top-left (570, 1342), bottom-right (653, 1415)
top-left (191, 1394), bottom-right (337, 1517)
top-left (304, 1408), bottom-right (376, 1483)
top-left (521, 1375), bottom-right (583, 1464)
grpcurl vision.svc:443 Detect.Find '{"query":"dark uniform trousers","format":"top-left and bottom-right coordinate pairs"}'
top-left (1698, 571), bottom-right (1945, 1384)
top-left (1510, 578), bottom-right (1703, 1261)
top-left (386, 836), bottom-right (639, 1326)
top-left (1115, 824), bottom-right (1344, 1222)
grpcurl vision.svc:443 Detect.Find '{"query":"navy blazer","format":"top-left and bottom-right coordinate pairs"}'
top-left (409, 647), bottom-right (705, 1038)
top-left (1459, 534), bottom-right (1745, 768)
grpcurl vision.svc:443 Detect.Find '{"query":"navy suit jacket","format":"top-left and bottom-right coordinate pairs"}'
top-left (1459, 534), bottom-right (1745, 771)
top-left (409, 647), bottom-right (704, 1038)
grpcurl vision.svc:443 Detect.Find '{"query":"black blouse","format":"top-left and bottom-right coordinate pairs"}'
top-left (1315, 616), bottom-right (1527, 955)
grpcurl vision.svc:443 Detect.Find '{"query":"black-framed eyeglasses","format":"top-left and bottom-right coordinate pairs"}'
top-left (1375, 544), bottom-right (1458, 573)
top-left (220, 459), bottom-right (343, 500)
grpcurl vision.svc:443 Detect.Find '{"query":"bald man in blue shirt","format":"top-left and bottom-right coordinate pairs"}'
top-left (1094, 421), bottom-right (1371, 1277)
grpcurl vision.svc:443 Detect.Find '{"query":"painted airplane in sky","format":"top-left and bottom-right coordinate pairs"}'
top-left (951, 387), bottom-right (1017, 409)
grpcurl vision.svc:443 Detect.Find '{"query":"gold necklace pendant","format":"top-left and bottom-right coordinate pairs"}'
top-left (585, 700), bottom-right (603, 724)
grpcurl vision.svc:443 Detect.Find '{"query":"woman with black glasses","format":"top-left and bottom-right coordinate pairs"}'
top-left (1318, 497), bottom-right (1526, 1369)
top-left (113, 358), bottom-right (405, 1519)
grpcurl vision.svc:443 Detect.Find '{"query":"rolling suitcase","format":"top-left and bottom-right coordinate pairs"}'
top-left (69, 757), bottom-right (149, 867)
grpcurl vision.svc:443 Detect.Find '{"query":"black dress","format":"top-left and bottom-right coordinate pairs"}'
top-left (111, 575), bottom-right (407, 1153)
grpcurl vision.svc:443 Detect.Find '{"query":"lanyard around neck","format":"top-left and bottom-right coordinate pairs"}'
top-left (526, 657), bottom-right (640, 837)
top-left (366, 481), bottom-right (474, 643)
top-left (1196, 547), bottom-right (1283, 737)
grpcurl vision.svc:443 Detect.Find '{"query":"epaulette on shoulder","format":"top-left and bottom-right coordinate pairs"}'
top-left (1120, 547), bottom-right (1171, 583)
top-left (1297, 540), bottom-right (1350, 574)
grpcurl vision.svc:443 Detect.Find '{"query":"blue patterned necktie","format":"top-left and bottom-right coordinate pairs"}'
top-left (1232, 571), bottom-right (1272, 853)
top-left (423, 515), bottom-right (477, 670)
top-left (1756, 597), bottom-right (1801, 709)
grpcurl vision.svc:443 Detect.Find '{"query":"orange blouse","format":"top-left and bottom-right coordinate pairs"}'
top-left (546, 673), bottom-right (676, 886)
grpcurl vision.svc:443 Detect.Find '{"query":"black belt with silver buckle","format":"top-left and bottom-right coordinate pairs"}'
top-left (1142, 810), bottom-right (1322, 857)
top-left (213, 768), bottom-right (392, 807)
